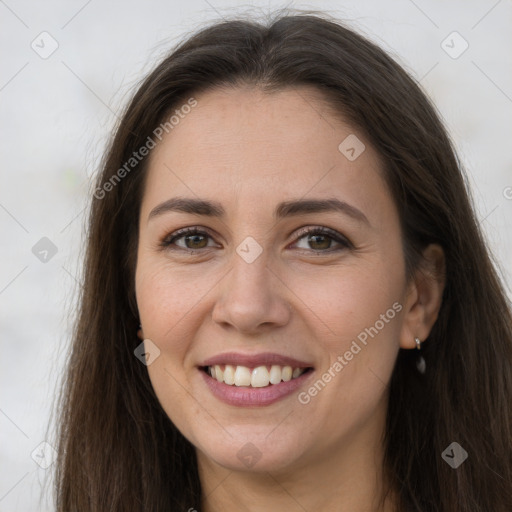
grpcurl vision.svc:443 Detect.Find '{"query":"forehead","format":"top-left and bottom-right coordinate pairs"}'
top-left (150, 85), bottom-right (361, 172)
top-left (141, 85), bottom-right (392, 226)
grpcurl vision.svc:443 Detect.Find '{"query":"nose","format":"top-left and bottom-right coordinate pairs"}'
top-left (211, 250), bottom-right (292, 334)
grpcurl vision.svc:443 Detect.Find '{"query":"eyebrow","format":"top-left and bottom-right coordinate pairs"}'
top-left (148, 196), bottom-right (370, 226)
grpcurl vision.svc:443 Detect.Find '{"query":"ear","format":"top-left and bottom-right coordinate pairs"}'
top-left (137, 325), bottom-right (144, 341)
top-left (399, 244), bottom-right (446, 349)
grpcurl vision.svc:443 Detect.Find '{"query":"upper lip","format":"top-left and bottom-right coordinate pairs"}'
top-left (201, 352), bottom-right (314, 368)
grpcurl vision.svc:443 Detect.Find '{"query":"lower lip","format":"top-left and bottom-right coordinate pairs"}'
top-left (200, 368), bottom-right (314, 407)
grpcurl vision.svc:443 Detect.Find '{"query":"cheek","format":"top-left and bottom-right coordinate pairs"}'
top-left (135, 260), bottom-right (213, 441)
top-left (290, 254), bottom-right (404, 345)
top-left (290, 255), bottom-right (404, 403)
top-left (291, 268), bottom-right (402, 441)
top-left (135, 258), bottom-right (214, 355)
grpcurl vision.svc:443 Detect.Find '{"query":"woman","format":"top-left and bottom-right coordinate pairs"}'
top-left (54, 11), bottom-right (512, 511)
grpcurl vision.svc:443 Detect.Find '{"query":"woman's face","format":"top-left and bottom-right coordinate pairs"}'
top-left (135, 85), bottom-right (412, 474)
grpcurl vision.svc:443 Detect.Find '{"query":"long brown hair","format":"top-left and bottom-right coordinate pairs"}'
top-left (53, 10), bottom-right (512, 511)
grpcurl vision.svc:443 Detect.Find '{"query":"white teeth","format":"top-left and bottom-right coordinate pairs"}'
top-left (207, 364), bottom-right (307, 387)
top-left (292, 367), bottom-right (302, 379)
top-left (234, 366), bottom-right (252, 386)
top-left (282, 366), bottom-right (293, 382)
top-left (269, 365), bottom-right (282, 385)
top-left (223, 364), bottom-right (235, 385)
top-left (251, 366), bottom-right (270, 387)
top-left (214, 365), bottom-right (224, 382)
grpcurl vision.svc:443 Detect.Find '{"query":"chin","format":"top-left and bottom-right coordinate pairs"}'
top-left (194, 428), bottom-right (308, 474)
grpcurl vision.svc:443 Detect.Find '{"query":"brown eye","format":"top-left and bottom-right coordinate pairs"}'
top-left (181, 233), bottom-right (208, 249)
top-left (293, 227), bottom-right (351, 253)
top-left (161, 226), bottom-right (351, 254)
top-left (307, 233), bottom-right (333, 250)
top-left (161, 228), bottom-right (216, 251)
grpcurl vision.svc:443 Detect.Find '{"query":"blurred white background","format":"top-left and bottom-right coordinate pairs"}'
top-left (1, 0), bottom-right (511, 510)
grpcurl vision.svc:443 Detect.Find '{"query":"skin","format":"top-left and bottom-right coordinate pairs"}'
top-left (135, 85), bottom-right (445, 511)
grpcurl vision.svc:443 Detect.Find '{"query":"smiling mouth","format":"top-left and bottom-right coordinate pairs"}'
top-left (202, 364), bottom-right (314, 388)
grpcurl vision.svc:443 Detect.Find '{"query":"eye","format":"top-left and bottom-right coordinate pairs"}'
top-left (160, 225), bottom-right (352, 253)
top-left (161, 227), bottom-right (218, 251)
top-left (291, 226), bottom-right (352, 253)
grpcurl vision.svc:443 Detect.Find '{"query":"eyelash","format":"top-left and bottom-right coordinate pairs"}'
top-left (160, 226), bottom-right (352, 254)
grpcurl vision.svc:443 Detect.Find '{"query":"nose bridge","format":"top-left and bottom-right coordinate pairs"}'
top-left (228, 211), bottom-right (272, 285)
top-left (229, 239), bottom-right (272, 302)
top-left (212, 237), bottom-right (291, 331)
